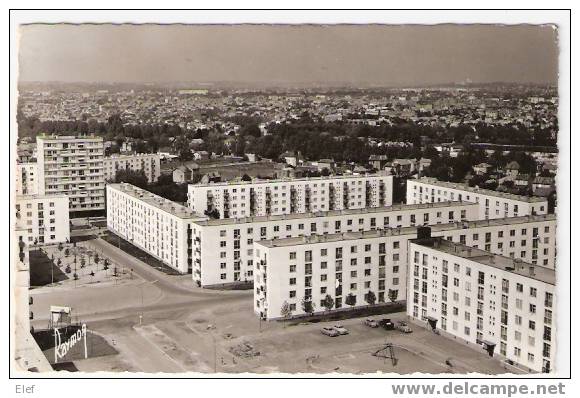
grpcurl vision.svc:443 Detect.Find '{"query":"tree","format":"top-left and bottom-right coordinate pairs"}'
top-left (114, 169), bottom-right (148, 189)
top-left (94, 253), bottom-right (100, 264)
top-left (365, 290), bottom-right (377, 306)
top-left (345, 293), bottom-right (357, 308)
top-left (301, 298), bottom-right (315, 316)
top-left (280, 301), bottom-right (293, 327)
top-left (388, 289), bottom-right (398, 304)
top-left (65, 265), bottom-right (71, 274)
top-left (64, 248), bottom-right (70, 257)
top-left (241, 174), bottom-right (252, 182)
top-left (179, 148), bottom-right (193, 161)
top-left (204, 208), bottom-right (220, 219)
top-left (321, 294), bottom-right (335, 313)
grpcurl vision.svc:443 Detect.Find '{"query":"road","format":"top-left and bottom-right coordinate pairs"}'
top-left (30, 236), bottom-right (251, 326)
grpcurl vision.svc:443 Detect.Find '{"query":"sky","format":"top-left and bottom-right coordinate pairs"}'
top-left (18, 24), bottom-right (559, 86)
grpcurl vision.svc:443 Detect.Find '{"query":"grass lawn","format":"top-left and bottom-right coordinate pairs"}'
top-left (102, 231), bottom-right (182, 275)
top-left (285, 302), bottom-right (405, 325)
top-left (29, 249), bottom-right (69, 287)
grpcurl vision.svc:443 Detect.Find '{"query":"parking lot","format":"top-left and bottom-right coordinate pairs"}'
top-left (80, 300), bottom-right (517, 375)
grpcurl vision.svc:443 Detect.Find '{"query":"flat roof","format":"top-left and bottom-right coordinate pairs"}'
top-left (104, 153), bottom-right (159, 160)
top-left (411, 177), bottom-right (548, 203)
top-left (37, 135), bottom-right (103, 141)
top-left (254, 213), bottom-right (556, 250)
top-left (108, 183), bottom-right (205, 220)
top-left (189, 172), bottom-right (392, 188)
top-left (410, 237), bottom-right (555, 285)
top-left (193, 201), bottom-right (478, 227)
top-left (16, 193), bottom-right (69, 201)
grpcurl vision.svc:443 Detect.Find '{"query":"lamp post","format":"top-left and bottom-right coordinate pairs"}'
top-left (137, 279), bottom-right (158, 325)
top-left (51, 254), bottom-right (55, 285)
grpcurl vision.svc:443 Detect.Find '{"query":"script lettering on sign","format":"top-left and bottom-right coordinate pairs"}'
top-left (54, 324), bottom-right (88, 363)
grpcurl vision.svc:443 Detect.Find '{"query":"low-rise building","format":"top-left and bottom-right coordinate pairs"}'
top-left (407, 236), bottom-right (555, 373)
top-left (15, 194), bottom-right (70, 245)
top-left (106, 183), bottom-right (206, 274)
top-left (407, 177), bottom-right (548, 220)
top-left (103, 153), bottom-right (161, 183)
top-left (188, 174), bottom-right (394, 219)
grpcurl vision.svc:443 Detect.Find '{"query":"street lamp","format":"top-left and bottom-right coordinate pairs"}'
top-left (137, 279), bottom-right (158, 325)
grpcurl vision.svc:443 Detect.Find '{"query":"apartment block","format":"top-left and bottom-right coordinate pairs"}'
top-left (103, 153), bottom-right (161, 183)
top-left (253, 214), bottom-right (556, 320)
top-left (106, 183), bottom-right (206, 274)
top-left (36, 135), bottom-right (105, 213)
top-left (407, 237), bottom-right (555, 373)
top-left (15, 194), bottom-right (70, 245)
top-left (15, 162), bottom-right (39, 195)
top-left (407, 177), bottom-right (548, 220)
top-left (190, 201), bottom-right (479, 287)
top-left (188, 174), bottom-right (394, 219)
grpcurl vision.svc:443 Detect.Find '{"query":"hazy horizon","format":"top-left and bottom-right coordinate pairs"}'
top-left (18, 24), bottom-right (559, 85)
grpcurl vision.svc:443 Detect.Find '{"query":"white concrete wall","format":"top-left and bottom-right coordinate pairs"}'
top-left (191, 202), bottom-right (479, 287)
top-left (407, 241), bottom-right (555, 373)
top-left (37, 136), bottom-right (105, 212)
top-left (15, 194), bottom-right (70, 245)
top-left (15, 163), bottom-right (39, 196)
top-left (104, 153), bottom-right (161, 183)
top-left (106, 184), bottom-right (200, 274)
top-left (188, 174), bottom-right (394, 219)
top-left (407, 178), bottom-right (548, 220)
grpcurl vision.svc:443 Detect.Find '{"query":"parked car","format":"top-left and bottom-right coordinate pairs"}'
top-left (333, 324), bottom-right (349, 335)
top-left (321, 327), bottom-right (340, 337)
top-left (396, 321), bottom-right (413, 333)
top-left (379, 318), bottom-right (395, 330)
top-left (364, 318), bottom-right (379, 328)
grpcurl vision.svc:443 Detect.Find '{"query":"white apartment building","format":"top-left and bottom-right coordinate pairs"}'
top-left (253, 214), bottom-right (556, 321)
top-left (103, 153), bottom-right (161, 183)
top-left (106, 183), bottom-right (206, 274)
top-left (15, 162), bottom-right (39, 195)
top-left (188, 174), bottom-right (394, 219)
top-left (407, 177), bottom-right (548, 220)
top-left (190, 201), bottom-right (479, 287)
top-left (408, 237), bottom-right (555, 373)
top-left (36, 135), bottom-right (105, 213)
top-left (15, 194), bottom-right (70, 245)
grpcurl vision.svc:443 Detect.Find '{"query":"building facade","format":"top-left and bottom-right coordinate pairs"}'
top-left (190, 201), bottom-right (479, 287)
top-left (407, 177), bottom-right (548, 220)
top-left (407, 237), bottom-right (555, 373)
top-left (188, 174), bottom-right (394, 219)
top-left (106, 183), bottom-right (206, 274)
top-left (103, 153), bottom-right (161, 183)
top-left (15, 162), bottom-right (39, 196)
top-left (15, 194), bottom-right (70, 245)
top-left (253, 214), bottom-right (556, 321)
top-left (36, 135), bottom-right (105, 213)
